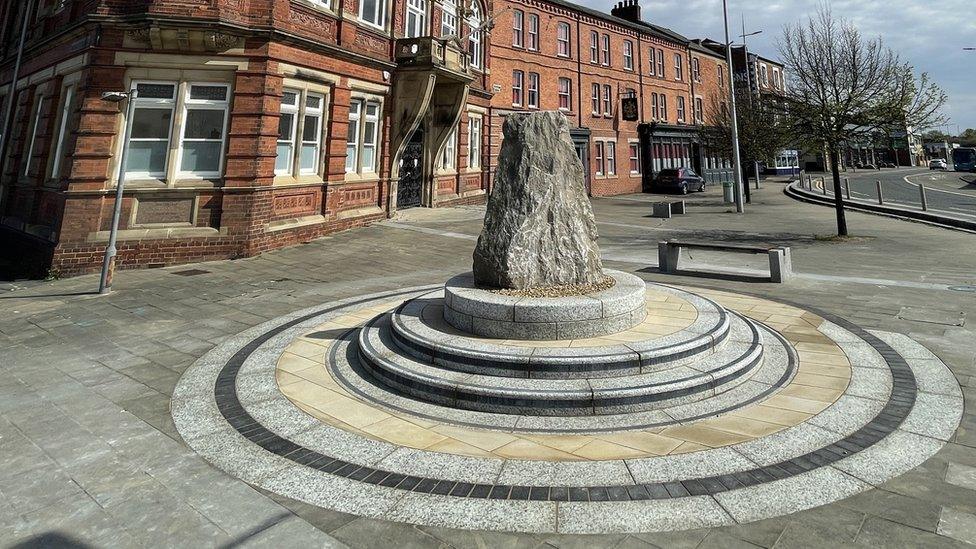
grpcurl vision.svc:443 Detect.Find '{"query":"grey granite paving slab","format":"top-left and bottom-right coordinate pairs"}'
top-left (938, 506), bottom-right (976, 546)
top-left (818, 321), bottom-right (863, 343)
top-left (833, 429), bottom-right (947, 486)
top-left (843, 367), bottom-right (893, 401)
top-left (374, 447), bottom-right (504, 484)
top-left (806, 394), bottom-right (886, 436)
top-left (713, 466), bottom-right (869, 524)
top-left (494, 458), bottom-right (634, 487)
top-left (733, 421), bottom-right (844, 466)
top-left (911, 358), bottom-right (965, 397)
top-left (233, 515), bottom-right (349, 548)
top-left (900, 392), bottom-right (964, 441)
top-left (260, 465), bottom-right (406, 520)
top-left (946, 463), bottom-right (976, 491)
top-left (383, 492), bottom-right (558, 533)
top-left (556, 496), bottom-right (733, 534)
top-left (626, 447), bottom-right (757, 484)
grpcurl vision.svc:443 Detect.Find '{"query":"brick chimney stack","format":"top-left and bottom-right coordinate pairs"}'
top-left (610, 0), bottom-right (641, 23)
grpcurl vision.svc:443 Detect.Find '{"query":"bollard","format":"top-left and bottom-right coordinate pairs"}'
top-left (876, 180), bottom-right (884, 204)
top-left (821, 177), bottom-right (827, 195)
top-left (919, 184), bottom-right (928, 211)
top-left (843, 177), bottom-right (851, 199)
top-left (806, 174), bottom-right (812, 190)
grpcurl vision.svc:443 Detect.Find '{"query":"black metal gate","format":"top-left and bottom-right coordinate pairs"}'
top-left (397, 130), bottom-right (424, 209)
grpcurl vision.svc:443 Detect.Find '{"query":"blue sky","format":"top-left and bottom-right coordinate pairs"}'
top-left (580, 0), bottom-right (976, 133)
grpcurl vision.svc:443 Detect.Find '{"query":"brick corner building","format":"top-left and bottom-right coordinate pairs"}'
top-left (0, 0), bottom-right (737, 277)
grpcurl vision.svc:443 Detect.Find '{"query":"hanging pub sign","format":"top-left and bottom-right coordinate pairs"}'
top-left (621, 97), bottom-right (639, 121)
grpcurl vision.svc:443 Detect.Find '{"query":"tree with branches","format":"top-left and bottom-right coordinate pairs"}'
top-left (778, 7), bottom-right (948, 235)
top-left (700, 89), bottom-right (791, 200)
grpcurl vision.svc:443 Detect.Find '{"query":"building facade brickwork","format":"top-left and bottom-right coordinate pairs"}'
top-left (0, 0), bottom-right (734, 276)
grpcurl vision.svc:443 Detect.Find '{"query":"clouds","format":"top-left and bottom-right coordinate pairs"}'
top-left (577, 0), bottom-right (976, 131)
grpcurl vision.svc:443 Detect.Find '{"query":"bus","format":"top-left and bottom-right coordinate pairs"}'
top-left (953, 147), bottom-right (976, 172)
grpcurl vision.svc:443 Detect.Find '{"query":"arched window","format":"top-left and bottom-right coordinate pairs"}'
top-left (467, 1), bottom-right (483, 69)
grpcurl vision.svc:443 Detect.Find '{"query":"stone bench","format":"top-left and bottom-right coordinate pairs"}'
top-left (651, 201), bottom-right (686, 218)
top-left (658, 240), bottom-right (794, 283)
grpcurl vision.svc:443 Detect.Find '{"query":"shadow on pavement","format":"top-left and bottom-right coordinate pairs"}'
top-left (10, 533), bottom-right (94, 549)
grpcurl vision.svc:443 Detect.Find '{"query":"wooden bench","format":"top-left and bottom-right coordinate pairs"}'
top-left (658, 240), bottom-right (794, 283)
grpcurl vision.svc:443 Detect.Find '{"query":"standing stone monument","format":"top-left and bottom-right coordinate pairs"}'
top-left (472, 112), bottom-right (605, 290)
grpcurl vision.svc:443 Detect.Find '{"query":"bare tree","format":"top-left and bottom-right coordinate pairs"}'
top-left (700, 89), bottom-right (791, 198)
top-left (778, 6), bottom-right (947, 235)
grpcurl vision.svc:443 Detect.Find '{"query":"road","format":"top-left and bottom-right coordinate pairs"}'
top-left (809, 167), bottom-right (976, 219)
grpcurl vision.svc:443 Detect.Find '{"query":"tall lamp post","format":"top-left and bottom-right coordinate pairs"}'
top-left (722, 0), bottom-right (745, 213)
top-left (98, 88), bottom-right (138, 295)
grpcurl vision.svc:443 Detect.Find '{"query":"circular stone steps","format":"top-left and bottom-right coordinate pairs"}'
top-left (356, 309), bottom-right (765, 416)
top-left (388, 285), bottom-right (732, 379)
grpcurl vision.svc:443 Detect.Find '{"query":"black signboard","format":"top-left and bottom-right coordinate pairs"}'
top-left (621, 97), bottom-right (639, 121)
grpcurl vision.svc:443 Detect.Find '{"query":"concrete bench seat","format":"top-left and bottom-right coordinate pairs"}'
top-left (658, 239), bottom-right (794, 283)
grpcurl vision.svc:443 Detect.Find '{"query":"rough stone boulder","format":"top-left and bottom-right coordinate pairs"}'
top-left (473, 111), bottom-right (605, 289)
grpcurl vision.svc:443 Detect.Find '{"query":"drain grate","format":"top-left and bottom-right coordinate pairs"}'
top-left (172, 269), bottom-right (211, 277)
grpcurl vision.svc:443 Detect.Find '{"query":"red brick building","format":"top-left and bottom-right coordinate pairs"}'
top-left (487, 0), bottom-right (732, 197)
top-left (0, 0), bottom-right (732, 277)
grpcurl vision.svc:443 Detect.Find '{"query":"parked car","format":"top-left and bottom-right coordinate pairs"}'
top-left (929, 159), bottom-right (948, 170)
top-left (654, 168), bottom-right (705, 194)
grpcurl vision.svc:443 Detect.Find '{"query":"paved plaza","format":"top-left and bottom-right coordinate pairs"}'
top-left (2, 182), bottom-right (976, 548)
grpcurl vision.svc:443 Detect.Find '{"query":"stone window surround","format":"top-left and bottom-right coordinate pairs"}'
top-left (344, 88), bottom-right (386, 183)
top-left (109, 66), bottom-right (236, 191)
top-left (273, 77), bottom-right (334, 187)
top-left (21, 87), bottom-right (48, 180)
top-left (436, 126), bottom-right (458, 174)
top-left (594, 138), bottom-right (617, 178)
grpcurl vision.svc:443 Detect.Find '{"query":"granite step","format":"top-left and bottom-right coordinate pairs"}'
top-left (356, 312), bottom-right (764, 416)
top-left (387, 288), bottom-right (732, 379)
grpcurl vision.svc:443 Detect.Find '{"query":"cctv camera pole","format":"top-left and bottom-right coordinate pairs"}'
top-left (723, 0), bottom-right (745, 213)
top-left (99, 88), bottom-right (138, 294)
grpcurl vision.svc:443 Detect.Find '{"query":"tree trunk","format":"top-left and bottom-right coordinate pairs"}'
top-left (828, 146), bottom-right (848, 236)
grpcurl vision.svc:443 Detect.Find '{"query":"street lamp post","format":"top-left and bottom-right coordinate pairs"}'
top-left (98, 88), bottom-right (138, 295)
top-left (723, 0), bottom-right (746, 213)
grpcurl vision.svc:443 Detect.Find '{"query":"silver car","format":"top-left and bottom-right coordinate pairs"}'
top-left (929, 159), bottom-right (948, 170)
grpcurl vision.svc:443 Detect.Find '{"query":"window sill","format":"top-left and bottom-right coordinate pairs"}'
top-left (345, 173), bottom-right (381, 183)
top-left (273, 174), bottom-right (326, 187)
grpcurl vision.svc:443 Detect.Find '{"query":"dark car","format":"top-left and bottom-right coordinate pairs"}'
top-left (654, 168), bottom-right (705, 194)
